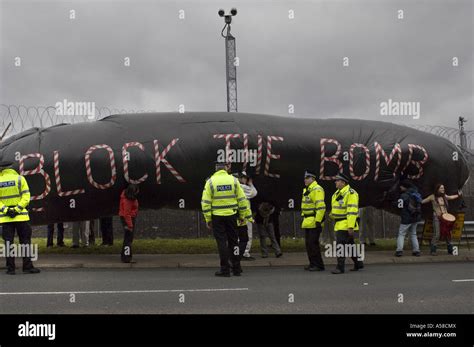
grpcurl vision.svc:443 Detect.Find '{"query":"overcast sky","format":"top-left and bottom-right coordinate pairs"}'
top-left (1, 0), bottom-right (473, 133)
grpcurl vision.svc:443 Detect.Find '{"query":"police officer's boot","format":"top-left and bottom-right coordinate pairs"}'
top-left (215, 270), bottom-right (231, 277)
top-left (430, 245), bottom-right (437, 256)
top-left (23, 267), bottom-right (41, 274)
top-left (350, 261), bottom-right (364, 271)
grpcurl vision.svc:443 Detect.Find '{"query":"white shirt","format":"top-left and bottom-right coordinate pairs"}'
top-left (241, 183), bottom-right (257, 199)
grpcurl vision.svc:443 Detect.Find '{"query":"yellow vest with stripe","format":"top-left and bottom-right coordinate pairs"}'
top-left (301, 180), bottom-right (325, 228)
top-left (201, 170), bottom-right (250, 224)
top-left (0, 168), bottom-right (31, 223)
top-left (330, 184), bottom-right (359, 231)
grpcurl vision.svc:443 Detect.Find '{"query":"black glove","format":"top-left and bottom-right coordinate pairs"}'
top-left (6, 208), bottom-right (18, 218)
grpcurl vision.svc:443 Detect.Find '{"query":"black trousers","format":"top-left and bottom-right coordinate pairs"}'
top-left (212, 214), bottom-right (241, 273)
top-left (335, 230), bottom-right (362, 271)
top-left (47, 223), bottom-right (64, 246)
top-left (273, 215), bottom-right (281, 247)
top-left (304, 226), bottom-right (324, 269)
top-left (120, 217), bottom-right (135, 262)
top-left (237, 225), bottom-right (249, 260)
top-left (2, 221), bottom-right (34, 271)
top-left (100, 217), bottom-right (114, 245)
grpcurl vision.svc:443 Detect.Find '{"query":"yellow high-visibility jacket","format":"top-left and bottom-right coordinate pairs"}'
top-left (0, 168), bottom-right (31, 223)
top-left (330, 184), bottom-right (359, 231)
top-left (301, 180), bottom-right (325, 228)
top-left (201, 170), bottom-right (251, 224)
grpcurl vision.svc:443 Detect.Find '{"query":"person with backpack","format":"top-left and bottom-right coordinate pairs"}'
top-left (422, 183), bottom-right (461, 255)
top-left (255, 202), bottom-right (283, 258)
top-left (394, 180), bottom-right (422, 257)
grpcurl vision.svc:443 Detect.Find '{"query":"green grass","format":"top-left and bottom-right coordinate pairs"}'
top-left (19, 238), bottom-right (467, 254)
top-left (23, 237), bottom-right (394, 254)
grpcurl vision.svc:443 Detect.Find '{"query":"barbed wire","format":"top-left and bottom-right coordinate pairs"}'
top-left (1, 104), bottom-right (473, 150)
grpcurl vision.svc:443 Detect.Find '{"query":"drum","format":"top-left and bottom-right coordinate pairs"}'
top-left (440, 213), bottom-right (456, 241)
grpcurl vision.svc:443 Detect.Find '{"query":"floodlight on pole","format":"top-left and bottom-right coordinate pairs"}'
top-left (218, 8), bottom-right (238, 112)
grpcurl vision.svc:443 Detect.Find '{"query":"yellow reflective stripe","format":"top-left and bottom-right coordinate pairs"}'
top-left (347, 212), bottom-right (358, 215)
top-left (202, 200), bottom-right (212, 204)
top-left (208, 179), bottom-right (214, 196)
top-left (214, 195), bottom-right (237, 200)
top-left (212, 204), bottom-right (238, 210)
top-left (0, 194), bottom-right (20, 199)
top-left (302, 208), bottom-right (315, 211)
top-left (315, 207), bottom-right (325, 210)
top-left (0, 212), bottom-right (28, 216)
top-left (333, 206), bottom-right (345, 209)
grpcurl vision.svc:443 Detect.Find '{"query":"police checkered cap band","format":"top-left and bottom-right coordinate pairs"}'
top-left (334, 173), bottom-right (350, 182)
top-left (304, 171), bottom-right (316, 178)
top-left (0, 161), bottom-right (13, 168)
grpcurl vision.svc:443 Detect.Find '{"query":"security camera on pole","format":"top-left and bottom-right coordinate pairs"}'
top-left (218, 8), bottom-right (238, 112)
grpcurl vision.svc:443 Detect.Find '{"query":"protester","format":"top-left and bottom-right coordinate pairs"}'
top-left (100, 216), bottom-right (114, 246)
top-left (359, 207), bottom-right (376, 246)
top-left (394, 180), bottom-right (421, 257)
top-left (71, 221), bottom-right (89, 248)
top-left (47, 223), bottom-right (65, 247)
top-left (422, 184), bottom-right (461, 255)
top-left (235, 171), bottom-right (257, 260)
top-left (119, 184), bottom-right (140, 263)
top-left (272, 204), bottom-right (282, 247)
top-left (255, 202), bottom-right (282, 258)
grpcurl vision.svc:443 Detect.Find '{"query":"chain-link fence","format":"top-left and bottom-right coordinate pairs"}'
top-left (2, 104), bottom-right (473, 148)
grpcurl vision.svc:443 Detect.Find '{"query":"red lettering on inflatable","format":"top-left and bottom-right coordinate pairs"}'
top-left (19, 153), bottom-right (51, 201)
top-left (122, 142), bottom-right (148, 184)
top-left (54, 150), bottom-right (85, 196)
top-left (85, 144), bottom-right (117, 189)
top-left (320, 138), bottom-right (342, 180)
top-left (153, 139), bottom-right (186, 184)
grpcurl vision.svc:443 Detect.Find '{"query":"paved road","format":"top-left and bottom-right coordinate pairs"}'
top-left (0, 263), bottom-right (472, 314)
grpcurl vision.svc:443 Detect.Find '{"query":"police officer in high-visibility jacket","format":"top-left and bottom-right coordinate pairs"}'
top-left (330, 173), bottom-right (364, 274)
top-left (0, 161), bottom-right (40, 275)
top-left (301, 170), bottom-right (326, 271)
top-left (202, 162), bottom-right (251, 277)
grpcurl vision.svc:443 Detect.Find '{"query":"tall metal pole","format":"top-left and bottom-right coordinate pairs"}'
top-left (219, 8), bottom-right (238, 112)
top-left (459, 116), bottom-right (467, 150)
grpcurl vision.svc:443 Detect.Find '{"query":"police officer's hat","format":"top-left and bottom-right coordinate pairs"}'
top-left (334, 173), bottom-right (350, 183)
top-left (0, 160), bottom-right (13, 170)
top-left (214, 160), bottom-right (231, 165)
top-left (304, 170), bottom-right (317, 179)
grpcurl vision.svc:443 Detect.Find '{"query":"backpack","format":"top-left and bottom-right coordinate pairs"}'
top-left (407, 191), bottom-right (422, 217)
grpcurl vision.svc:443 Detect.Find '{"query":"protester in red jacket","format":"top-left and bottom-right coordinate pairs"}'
top-left (118, 184), bottom-right (139, 263)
